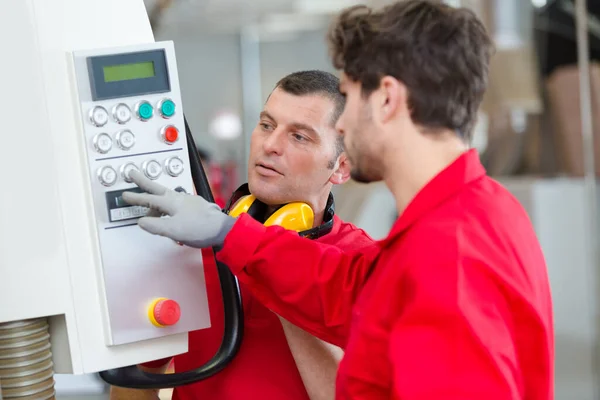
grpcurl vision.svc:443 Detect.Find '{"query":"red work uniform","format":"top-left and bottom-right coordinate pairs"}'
top-left (217, 149), bottom-right (555, 399)
top-left (143, 215), bottom-right (373, 399)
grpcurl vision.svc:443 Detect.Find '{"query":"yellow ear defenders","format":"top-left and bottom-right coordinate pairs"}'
top-left (228, 194), bottom-right (315, 232)
top-left (224, 184), bottom-right (335, 239)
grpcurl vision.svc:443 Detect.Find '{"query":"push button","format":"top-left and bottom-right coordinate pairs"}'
top-left (135, 101), bottom-right (154, 121)
top-left (89, 106), bottom-right (109, 127)
top-left (93, 133), bottom-right (113, 154)
top-left (143, 159), bottom-right (162, 180)
top-left (116, 130), bottom-right (135, 150)
top-left (113, 103), bottom-right (132, 124)
top-left (158, 98), bottom-right (176, 118)
top-left (148, 298), bottom-right (181, 327)
top-left (161, 125), bottom-right (179, 144)
top-left (165, 157), bottom-right (184, 177)
top-left (97, 166), bottom-right (117, 187)
top-left (120, 162), bottom-right (139, 183)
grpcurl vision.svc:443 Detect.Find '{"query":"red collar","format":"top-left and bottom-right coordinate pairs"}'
top-left (330, 215), bottom-right (342, 236)
top-left (383, 149), bottom-right (486, 244)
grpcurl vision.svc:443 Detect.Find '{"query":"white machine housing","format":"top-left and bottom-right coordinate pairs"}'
top-left (0, 0), bottom-right (210, 374)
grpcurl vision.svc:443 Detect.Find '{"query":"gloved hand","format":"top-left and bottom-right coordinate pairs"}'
top-left (121, 170), bottom-right (236, 249)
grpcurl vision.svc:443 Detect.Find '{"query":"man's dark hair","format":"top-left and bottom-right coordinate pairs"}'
top-left (327, 0), bottom-right (495, 141)
top-left (273, 70), bottom-right (346, 162)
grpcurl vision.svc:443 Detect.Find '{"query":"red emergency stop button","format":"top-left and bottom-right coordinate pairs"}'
top-left (148, 298), bottom-right (181, 327)
top-left (161, 125), bottom-right (179, 144)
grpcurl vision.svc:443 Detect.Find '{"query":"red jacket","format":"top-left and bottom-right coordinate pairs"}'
top-left (144, 216), bottom-right (373, 400)
top-left (218, 149), bottom-right (554, 399)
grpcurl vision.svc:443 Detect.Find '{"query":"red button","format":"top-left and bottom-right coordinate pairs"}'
top-left (163, 126), bottom-right (179, 143)
top-left (152, 299), bottom-right (181, 326)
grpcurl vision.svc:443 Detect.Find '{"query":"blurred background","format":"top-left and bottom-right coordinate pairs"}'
top-left (54, 0), bottom-right (600, 398)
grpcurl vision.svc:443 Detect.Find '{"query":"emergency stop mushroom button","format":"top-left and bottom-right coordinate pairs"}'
top-left (97, 166), bottom-right (117, 187)
top-left (161, 125), bottom-right (179, 144)
top-left (148, 298), bottom-right (181, 327)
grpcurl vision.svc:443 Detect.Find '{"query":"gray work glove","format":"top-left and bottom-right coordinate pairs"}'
top-left (121, 170), bottom-right (236, 249)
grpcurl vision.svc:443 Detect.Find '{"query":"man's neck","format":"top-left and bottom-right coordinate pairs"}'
top-left (385, 139), bottom-right (468, 216)
top-left (312, 208), bottom-right (326, 228)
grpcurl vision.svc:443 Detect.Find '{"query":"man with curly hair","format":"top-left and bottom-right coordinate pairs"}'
top-left (123, 1), bottom-right (555, 398)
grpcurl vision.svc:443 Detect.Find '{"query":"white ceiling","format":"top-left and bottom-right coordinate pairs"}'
top-left (144, 0), bottom-right (392, 35)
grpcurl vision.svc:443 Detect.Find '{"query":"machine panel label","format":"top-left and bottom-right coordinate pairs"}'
top-left (105, 187), bottom-right (148, 222)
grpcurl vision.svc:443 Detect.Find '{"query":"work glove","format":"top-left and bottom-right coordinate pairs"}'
top-left (121, 170), bottom-right (236, 249)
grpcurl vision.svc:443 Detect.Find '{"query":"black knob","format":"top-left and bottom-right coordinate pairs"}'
top-left (174, 186), bottom-right (187, 194)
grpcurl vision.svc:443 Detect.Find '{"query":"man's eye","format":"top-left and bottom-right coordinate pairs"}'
top-left (292, 133), bottom-right (307, 142)
top-left (260, 123), bottom-right (273, 131)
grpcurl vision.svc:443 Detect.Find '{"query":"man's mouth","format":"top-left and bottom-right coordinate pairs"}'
top-left (256, 162), bottom-right (283, 176)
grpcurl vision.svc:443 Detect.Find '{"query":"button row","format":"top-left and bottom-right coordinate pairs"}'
top-left (93, 130), bottom-right (135, 154)
top-left (97, 157), bottom-right (185, 187)
top-left (89, 98), bottom-right (176, 127)
top-left (92, 125), bottom-right (179, 154)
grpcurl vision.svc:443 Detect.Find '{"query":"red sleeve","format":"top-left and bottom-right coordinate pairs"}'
top-left (389, 258), bottom-right (520, 399)
top-left (216, 213), bottom-right (379, 347)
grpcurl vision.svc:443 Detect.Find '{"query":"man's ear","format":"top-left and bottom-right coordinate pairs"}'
top-left (329, 153), bottom-right (351, 185)
top-left (374, 76), bottom-right (408, 125)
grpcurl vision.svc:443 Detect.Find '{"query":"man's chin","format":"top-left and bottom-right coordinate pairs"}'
top-left (247, 184), bottom-right (287, 205)
top-left (250, 171), bottom-right (284, 185)
top-left (248, 174), bottom-right (277, 192)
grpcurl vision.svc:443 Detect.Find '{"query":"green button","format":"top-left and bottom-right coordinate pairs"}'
top-left (161, 99), bottom-right (176, 118)
top-left (139, 102), bottom-right (153, 120)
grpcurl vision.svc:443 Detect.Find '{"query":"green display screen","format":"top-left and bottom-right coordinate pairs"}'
top-left (103, 61), bottom-right (155, 83)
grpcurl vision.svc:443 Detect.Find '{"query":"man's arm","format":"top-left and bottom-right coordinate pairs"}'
top-left (121, 173), bottom-right (379, 347)
top-left (217, 213), bottom-right (379, 347)
top-left (109, 361), bottom-right (171, 400)
top-left (279, 317), bottom-right (343, 400)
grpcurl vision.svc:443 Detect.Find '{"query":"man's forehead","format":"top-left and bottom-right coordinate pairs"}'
top-left (261, 106), bottom-right (320, 134)
top-left (264, 90), bottom-right (334, 122)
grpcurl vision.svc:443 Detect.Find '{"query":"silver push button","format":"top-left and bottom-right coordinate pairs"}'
top-left (165, 157), bottom-right (184, 177)
top-left (98, 166), bottom-right (118, 187)
top-left (120, 163), bottom-right (139, 183)
top-left (113, 103), bottom-right (132, 124)
top-left (143, 160), bottom-right (162, 180)
top-left (116, 130), bottom-right (135, 150)
top-left (93, 133), bottom-right (113, 154)
top-left (89, 106), bottom-right (109, 127)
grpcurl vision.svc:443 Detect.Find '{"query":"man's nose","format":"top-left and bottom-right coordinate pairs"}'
top-left (262, 129), bottom-right (285, 155)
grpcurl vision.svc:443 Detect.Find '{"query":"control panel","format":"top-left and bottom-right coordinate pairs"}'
top-left (70, 42), bottom-right (210, 346)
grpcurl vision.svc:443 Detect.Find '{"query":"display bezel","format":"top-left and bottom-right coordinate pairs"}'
top-left (87, 49), bottom-right (170, 101)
